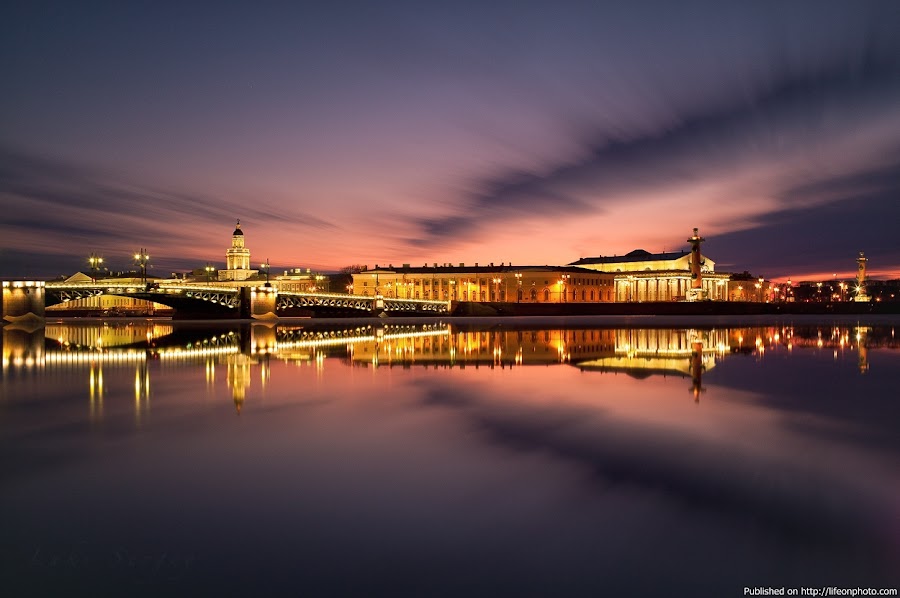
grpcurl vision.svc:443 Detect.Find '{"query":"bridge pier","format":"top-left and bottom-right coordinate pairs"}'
top-left (250, 286), bottom-right (278, 319)
top-left (2, 281), bottom-right (46, 323)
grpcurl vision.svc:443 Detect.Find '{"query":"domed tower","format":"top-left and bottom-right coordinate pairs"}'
top-left (219, 220), bottom-right (256, 281)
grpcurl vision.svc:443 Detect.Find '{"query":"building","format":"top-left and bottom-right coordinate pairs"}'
top-left (352, 228), bottom-right (735, 303)
top-left (218, 220), bottom-right (258, 281)
top-left (352, 263), bottom-right (616, 303)
top-left (569, 242), bottom-right (731, 302)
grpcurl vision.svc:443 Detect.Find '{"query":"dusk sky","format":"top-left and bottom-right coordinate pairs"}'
top-left (3, 0), bottom-right (900, 281)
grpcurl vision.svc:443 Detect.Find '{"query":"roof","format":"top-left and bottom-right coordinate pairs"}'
top-left (233, 219), bottom-right (243, 236)
top-left (360, 264), bottom-right (612, 275)
top-left (568, 249), bottom-right (689, 266)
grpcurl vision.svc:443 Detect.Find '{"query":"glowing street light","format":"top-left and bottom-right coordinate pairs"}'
top-left (260, 259), bottom-right (270, 286)
top-left (88, 253), bottom-right (104, 282)
top-left (559, 273), bottom-right (571, 302)
top-left (134, 249), bottom-right (150, 285)
top-left (514, 272), bottom-right (522, 302)
top-left (492, 277), bottom-right (502, 301)
top-left (205, 263), bottom-right (214, 283)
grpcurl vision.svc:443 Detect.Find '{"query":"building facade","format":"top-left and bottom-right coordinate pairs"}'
top-left (570, 248), bottom-right (731, 302)
top-left (218, 220), bottom-right (258, 281)
top-left (352, 264), bottom-right (616, 303)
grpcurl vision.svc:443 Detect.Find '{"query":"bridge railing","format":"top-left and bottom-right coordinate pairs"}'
top-left (46, 282), bottom-right (145, 290)
top-left (278, 291), bottom-right (374, 301)
top-left (45, 282), bottom-right (240, 294)
top-left (151, 284), bottom-right (240, 294)
top-left (381, 296), bottom-right (451, 308)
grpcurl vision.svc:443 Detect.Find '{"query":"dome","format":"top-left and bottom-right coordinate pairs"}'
top-left (233, 220), bottom-right (243, 236)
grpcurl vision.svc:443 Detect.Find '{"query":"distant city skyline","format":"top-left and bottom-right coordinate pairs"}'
top-left (3, 1), bottom-right (900, 281)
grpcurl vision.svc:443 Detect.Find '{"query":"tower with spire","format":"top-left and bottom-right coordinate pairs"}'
top-left (219, 220), bottom-right (257, 281)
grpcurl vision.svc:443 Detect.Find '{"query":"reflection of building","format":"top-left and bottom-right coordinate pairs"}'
top-left (226, 354), bottom-right (255, 413)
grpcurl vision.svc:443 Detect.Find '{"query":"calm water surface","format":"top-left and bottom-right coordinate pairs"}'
top-left (2, 317), bottom-right (899, 596)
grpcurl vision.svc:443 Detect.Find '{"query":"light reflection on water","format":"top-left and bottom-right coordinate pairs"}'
top-left (1, 318), bottom-right (898, 596)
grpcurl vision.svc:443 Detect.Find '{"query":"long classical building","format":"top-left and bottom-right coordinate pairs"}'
top-left (353, 263), bottom-right (616, 303)
top-left (351, 230), bottom-right (734, 303)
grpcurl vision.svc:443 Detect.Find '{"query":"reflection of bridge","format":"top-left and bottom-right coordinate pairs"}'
top-left (3, 323), bottom-right (889, 416)
top-left (3, 280), bottom-right (451, 320)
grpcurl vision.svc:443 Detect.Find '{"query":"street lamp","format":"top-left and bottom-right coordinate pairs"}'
top-left (260, 259), bottom-right (270, 286)
top-left (205, 263), bottom-right (214, 283)
top-left (346, 284), bottom-right (354, 294)
top-left (88, 253), bottom-right (104, 282)
top-left (514, 273), bottom-right (522, 302)
top-left (134, 249), bottom-right (150, 285)
top-left (449, 279), bottom-right (457, 300)
top-left (492, 277), bottom-right (501, 301)
top-left (559, 273), bottom-right (570, 302)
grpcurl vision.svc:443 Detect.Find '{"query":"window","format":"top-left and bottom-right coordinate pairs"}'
top-left (543, 289), bottom-right (550, 301)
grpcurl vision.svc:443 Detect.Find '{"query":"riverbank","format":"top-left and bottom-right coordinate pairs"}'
top-left (450, 300), bottom-right (900, 317)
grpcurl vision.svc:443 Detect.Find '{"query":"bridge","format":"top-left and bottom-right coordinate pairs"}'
top-left (2, 280), bottom-right (452, 321)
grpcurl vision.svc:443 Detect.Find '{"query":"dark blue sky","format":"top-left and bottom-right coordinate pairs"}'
top-left (2, 0), bottom-right (899, 280)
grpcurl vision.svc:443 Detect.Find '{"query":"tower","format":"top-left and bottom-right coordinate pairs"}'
top-left (685, 227), bottom-right (708, 301)
top-left (855, 252), bottom-right (870, 302)
top-left (219, 220), bottom-right (256, 281)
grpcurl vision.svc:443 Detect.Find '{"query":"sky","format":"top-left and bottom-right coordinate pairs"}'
top-left (2, 0), bottom-right (900, 281)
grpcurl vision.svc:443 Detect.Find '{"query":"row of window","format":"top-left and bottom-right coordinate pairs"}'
top-left (374, 288), bottom-right (616, 302)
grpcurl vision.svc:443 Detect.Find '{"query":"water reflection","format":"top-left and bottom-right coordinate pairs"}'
top-left (1, 319), bottom-right (896, 417)
top-left (2, 318), bottom-right (899, 594)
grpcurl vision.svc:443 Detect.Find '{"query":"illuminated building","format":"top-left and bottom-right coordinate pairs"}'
top-left (218, 220), bottom-right (258, 281)
top-left (352, 263), bottom-right (616, 303)
top-left (353, 228), bottom-right (734, 303)
top-left (570, 229), bottom-right (731, 302)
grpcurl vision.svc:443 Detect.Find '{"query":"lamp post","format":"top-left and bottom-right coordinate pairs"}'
top-left (88, 253), bottom-right (104, 282)
top-left (560, 273), bottom-right (570, 302)
top-left (134, 249), bottom-right (150, 286)
top-left (372, 272), bottom-right (379, 295)
top-left (449, 279), bottom-right (456, 300)
top-left (205, 263), bottom-right (214, 283)
top-left (260, 259), bottom-right (271, 286)
top-left (514, 272), bottom-right (522, 302)
top-left (492, 277), bottom-right (501, 302)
